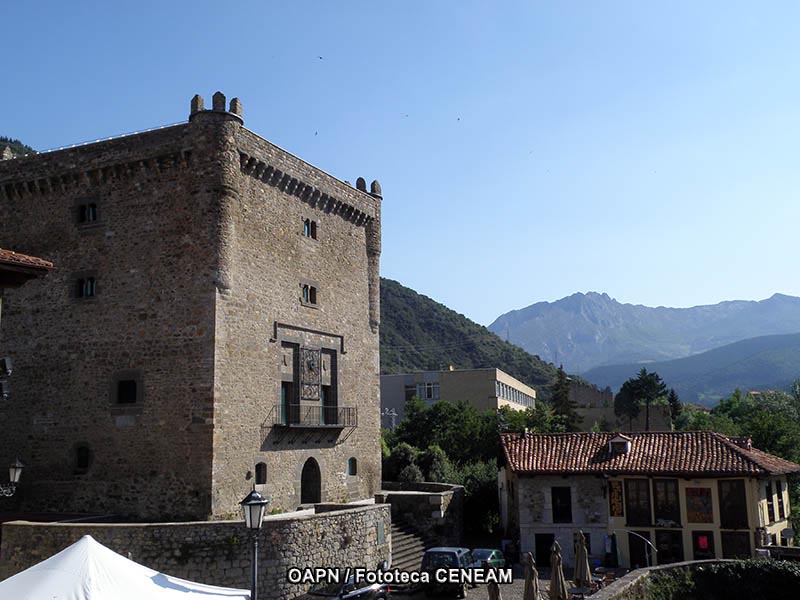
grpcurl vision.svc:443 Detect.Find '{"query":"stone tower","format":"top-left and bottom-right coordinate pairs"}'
top-left (0, 93), bottom-right (382, 520)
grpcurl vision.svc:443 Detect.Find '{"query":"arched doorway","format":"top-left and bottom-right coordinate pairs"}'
top-left (301, 457), bottom-right (321, 504)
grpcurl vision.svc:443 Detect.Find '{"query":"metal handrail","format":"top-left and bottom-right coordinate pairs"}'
top-left (263, 403), bottom-right (357, 428)
top-left (613, 529), bottom-right (658, 568)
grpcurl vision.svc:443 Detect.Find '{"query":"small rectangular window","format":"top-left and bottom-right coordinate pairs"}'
top-left (302, 218), bottom-right (318, 239)
top-left (655, 530), bottom-right (684, 564)
top-left (692, 531), bottom-right (715, 560)
top-left (117, 380), bottom-right (137, 404)
top-left (552, 487), bottom-right (572, 523)
top-left (776, 480), bottom-right (786, 520)
top-left (721, 532), bottom-right (751, 559)
top-left (654, 479), bottom-right (680, 526)
top-left (766, 482), bottom-right (776, 523)
top-left (625, 479), bottom-right (652, 526)
top-left (255, 462), bottom-right (267, 485)
top-left (76, 200), bottom-right (100, 226)
top-left (75, 276), bottom-right (97, 298)
top-left (719, 479), bottom-right (748, 529)
top-left (300, 283), bottom-right (318, 306)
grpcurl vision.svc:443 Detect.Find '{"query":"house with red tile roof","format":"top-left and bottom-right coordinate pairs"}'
top-left (0, 248), bottom-right (53, 288)
top-left (499, 431), bottom-right (800, 570)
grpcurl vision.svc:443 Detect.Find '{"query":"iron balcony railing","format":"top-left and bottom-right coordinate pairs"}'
top-left (264, 404), bottom-right (358, 429)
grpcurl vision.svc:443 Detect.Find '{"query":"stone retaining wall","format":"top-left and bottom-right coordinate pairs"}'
top-left (375, 482), bottom-right (464, 546)
top-left (591, 559), bottom-right (731, 600)
top-left (0, 504), bottom-right (390, 600)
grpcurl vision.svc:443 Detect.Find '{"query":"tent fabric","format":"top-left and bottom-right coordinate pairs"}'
top-left (522, 551), bottom-right (540, 600)
top-left (573, 531), bottom-right (592, 588)
top-left (0, 535), bottom-right (250, 600)
top-left (548, 542), bottom-right (569, 600)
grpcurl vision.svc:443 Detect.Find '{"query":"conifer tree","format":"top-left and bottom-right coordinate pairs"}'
top-left (550, 365), bottom-right (582, 431)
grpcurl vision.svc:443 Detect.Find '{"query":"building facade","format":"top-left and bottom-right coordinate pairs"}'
top-left (499, 431), bottom-right (800, 569)
top-left (381, 368), bottom-right (536, 427)
top-left (0, 92), bottom-right (382, 520)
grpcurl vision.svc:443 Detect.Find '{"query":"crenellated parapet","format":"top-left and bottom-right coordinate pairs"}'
top-left (189, 91), bottom-right (244, 125)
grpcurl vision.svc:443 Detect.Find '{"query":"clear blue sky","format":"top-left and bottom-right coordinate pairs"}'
top-left (4, 1), bottom-right (800, 325)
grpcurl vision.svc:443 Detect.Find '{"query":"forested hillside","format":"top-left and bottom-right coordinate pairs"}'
top-left (380, 278), bottom-right (559, 393)
top-left (0, 136), bottom-right (36, 157)
top-left (585, 332), bottom-right (800, 406)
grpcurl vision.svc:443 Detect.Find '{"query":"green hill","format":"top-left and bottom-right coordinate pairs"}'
top-left (0, 136), bottom-right (36, 157)
top-left (584, 332), bottom-right (800, 406)
top-left (380, 278), bottom-right (559, 395)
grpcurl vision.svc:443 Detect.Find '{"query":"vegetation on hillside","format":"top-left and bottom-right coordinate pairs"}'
top-left (676, 384), bottom-right (800, 524)
top-left (586, 332), bottom-right (800, 406)
top-left (380, 278), bottom-right (560, 396)
top-left (0, 136), bottom-right (36, 157)
top-left (383, 399), bottom-right (565, 535)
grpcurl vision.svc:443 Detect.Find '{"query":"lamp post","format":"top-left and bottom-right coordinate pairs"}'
top-left (0, 458), bottom-right (24, 497)
top-left (240, 489), bottom-right (270, 600)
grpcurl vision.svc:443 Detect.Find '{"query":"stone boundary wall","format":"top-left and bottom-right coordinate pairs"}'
top-left (375, 482), bottom-right (464, 547)
top-left (0, 504), bottom-right (390, 600)
top-left (591, 559), bottom-right (732, 600)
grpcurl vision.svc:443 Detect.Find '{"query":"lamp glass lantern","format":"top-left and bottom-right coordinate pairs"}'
top-left (240, 489), bottom-right (269, 530)
top-left (9, 458), bottom-right (24, 484)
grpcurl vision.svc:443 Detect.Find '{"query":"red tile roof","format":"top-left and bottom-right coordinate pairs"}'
top-left (0, 249), bottom-right (54, 271)
top-left (500, 431), bottom-right (800, 477)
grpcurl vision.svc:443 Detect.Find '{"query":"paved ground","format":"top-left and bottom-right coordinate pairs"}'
top-left (391, 565), bottom-right (557, 599)
top-left (391, 579), bottom-right (550, 599)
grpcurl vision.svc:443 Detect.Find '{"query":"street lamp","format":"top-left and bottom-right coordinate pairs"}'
top-left (240, 489), bottom-right (270, 600)
top-left (0, 458), bottom-right (24, 497)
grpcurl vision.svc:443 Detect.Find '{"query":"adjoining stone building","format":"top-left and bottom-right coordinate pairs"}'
top-left (499, 431), bottom-right (800, 570)
top-left (0, 92), bottom-right (383, 520)
top-left (380, 367), bottom-right (536, 427)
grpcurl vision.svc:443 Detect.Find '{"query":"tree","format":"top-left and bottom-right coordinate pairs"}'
top-left (384, 442), bottom-right (419, 480)
top-left (614, 368), bottom-right (667, 430)
top-left (397, 464), bottom-right (424, 483)
top-left (419, 444), bottom-right (452, 483)
top-left (615, 380), bottom-right (640, 430)
top-left (667, 388), bottom-right (682, 425)
top-left (550, 365), bottom-right (582, 431)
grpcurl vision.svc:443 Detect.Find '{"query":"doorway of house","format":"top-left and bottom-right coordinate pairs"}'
top-left (301, 457), bottom-right (321, 504)
top-left (534, 533), bottom-right (555, 568)
top-left (628, 531), bottom-right (653, 569)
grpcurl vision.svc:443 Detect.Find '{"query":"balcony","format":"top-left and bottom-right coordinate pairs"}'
top-left (263, 404), bottom-right (358, 430)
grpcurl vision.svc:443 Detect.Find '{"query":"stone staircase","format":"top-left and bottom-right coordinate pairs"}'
top-left (390, 518), bottom-right (434, 572)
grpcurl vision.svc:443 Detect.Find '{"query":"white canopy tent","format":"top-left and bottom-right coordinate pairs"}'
top-left (0, 535), bottom-right (250, 600)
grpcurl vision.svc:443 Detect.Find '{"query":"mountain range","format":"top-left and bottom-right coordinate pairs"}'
top-left (584, 332), bottom-right (800, 406)
top-left (488, 292), bottom-right (800, 373)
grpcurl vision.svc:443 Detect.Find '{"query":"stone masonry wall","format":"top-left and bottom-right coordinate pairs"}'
top-left (0, 124), bottom-right (220, 519)
top-left (375, 483), bottom-right (464, 546)
top-left (0, 94), bottom-right (383, 521)
top-left (0, 504), bottom-right (391, 600)
top-left (517, 475), bottom-right (607, 567)
top-left (206, 125), bottom-right (382, 517)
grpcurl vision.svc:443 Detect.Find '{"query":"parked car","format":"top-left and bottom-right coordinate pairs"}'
top-left (471, 548), bottom-right (506, 571)
top-left (420, 547), bottom-right (480, 598)
top-left (292, 577), bottom-right (390, 600)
